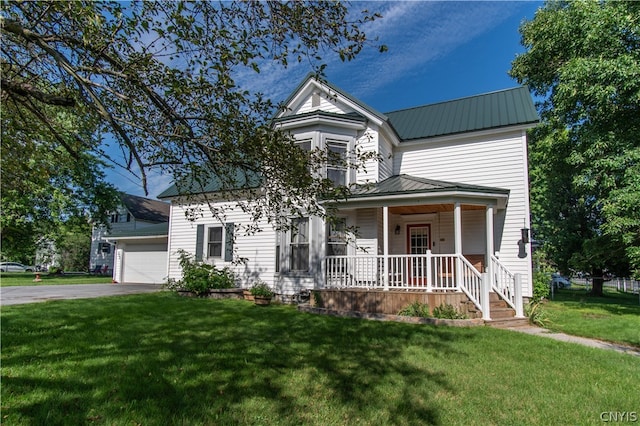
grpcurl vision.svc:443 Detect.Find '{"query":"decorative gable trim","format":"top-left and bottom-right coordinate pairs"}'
top-left (274, 111), bottom-right (367, 131)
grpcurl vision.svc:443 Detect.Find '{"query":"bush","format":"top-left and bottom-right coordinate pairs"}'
top-left (532, 270), bottom-right (551, 302)
top-left (172, 250), bottom-right (236, 296)
top-left (432, 303), bottom-right (467, 319)
top-left (397, 301), bottom-right (430, 317)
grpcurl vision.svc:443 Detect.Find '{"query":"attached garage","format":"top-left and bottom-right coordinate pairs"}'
top-left (105, 223), bottom-right (169, 284)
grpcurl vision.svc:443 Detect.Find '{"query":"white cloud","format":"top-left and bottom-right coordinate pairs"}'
top-left (232, 1), bottom-right (527, 105)
top-left (333, 1), bottom-right (526, 99)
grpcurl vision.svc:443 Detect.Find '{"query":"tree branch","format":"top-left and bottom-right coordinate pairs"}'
top-left (1, 79), bottom-right (76, 106)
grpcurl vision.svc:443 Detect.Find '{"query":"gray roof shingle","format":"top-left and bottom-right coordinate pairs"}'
top-left (120, 194), bottom-right (170, 223)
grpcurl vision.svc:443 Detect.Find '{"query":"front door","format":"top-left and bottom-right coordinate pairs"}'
top-left (407, 224), bottom-right (431, 285)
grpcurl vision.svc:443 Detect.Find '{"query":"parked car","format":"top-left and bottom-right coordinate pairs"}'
top-left (0, 262), bottom-right (35, 272)
top-left (551, 273), bottom-right (571, 289)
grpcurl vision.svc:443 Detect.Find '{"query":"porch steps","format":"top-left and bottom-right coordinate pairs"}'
top-left (484, 317), bottom-right (531, 328)
top-left (466, 292), bottom-right (529, 327)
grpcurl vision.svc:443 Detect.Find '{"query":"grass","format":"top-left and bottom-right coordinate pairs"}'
top-left (543, 287), bottom-right (640, 348)
top-left (2, 293), bottom-right (639, 425)
top-left (0, 272), bottom-right (113, 287)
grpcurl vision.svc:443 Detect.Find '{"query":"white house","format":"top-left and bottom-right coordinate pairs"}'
top-left (158, 75), bottom-right (539, 320)
top-left (91, 193), bottom-right (170, 283)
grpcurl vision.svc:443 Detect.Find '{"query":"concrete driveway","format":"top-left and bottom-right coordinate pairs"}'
top-left (1, 283), bottom-right (163, 306)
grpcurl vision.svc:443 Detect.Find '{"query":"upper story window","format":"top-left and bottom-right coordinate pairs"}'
top-left (326, 140), bottom-right (348, 187)
top-left (110, 212), bottom-right (130, 223)
top-left (296, 139), bottom-right (312, 152)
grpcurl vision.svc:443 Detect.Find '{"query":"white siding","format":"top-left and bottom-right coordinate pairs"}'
top-left (394, 130), bottom-right (532, 295)
top-left (294, 93), bottom-right (354, 115)
top-left (355, 208), bottom-right (378, 254)
top-left (168, 201), bottom-right (277, 289)
top-left (355, 126), bottom-right (379, 184)
top-left (378, 133), bottom-right (394, 181)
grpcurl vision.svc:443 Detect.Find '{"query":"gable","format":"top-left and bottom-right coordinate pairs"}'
top-left (277, 73), bottom-right (388, 127)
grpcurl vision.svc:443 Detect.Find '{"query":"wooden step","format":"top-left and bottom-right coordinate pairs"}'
top-left (490, 307), bottom-right (516, 319)
top-left (485, 317), bottom-right (530, 328)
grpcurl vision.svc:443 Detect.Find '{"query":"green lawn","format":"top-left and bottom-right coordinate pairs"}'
top-left (2, 294), bottom-right (638, 425)
top-left (0, 272), bottom-right (113, 287)
top-left (544, 287), bottom-right (640, 348)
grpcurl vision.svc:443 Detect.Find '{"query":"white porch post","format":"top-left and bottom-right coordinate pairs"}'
top-left (482, 205), bottom-right (496, 317)
top-left (114, 247), bottom-right (124, 283)
top-left (454, 202), bottom-right (462, 289)
top-left (514, 273), bottom-right (525, 318)
top-left (481, 273), bottom-right (491, 320)
top-left (383, 205), bottom-right (389, 291)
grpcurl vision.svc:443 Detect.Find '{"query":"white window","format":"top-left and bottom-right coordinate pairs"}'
top-left (110, 212), bottom-right (130, 223)
top-left (208, 226), bottom-right (223, 258)
top-left (326, 140), bottom-right (348, 187)
top-left (326, 218), bottom-right (347, 256)
top-left (296, 139), bottom-right (312, 152)
top-left (290, 217), bottom-right (309, 272)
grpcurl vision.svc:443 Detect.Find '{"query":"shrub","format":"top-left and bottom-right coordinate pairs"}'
top-left (531, 250), bottom-right (552, 302)
top-left (172, 250), bottom-right (236, 296)
top-left (525, 301), bottom-right (550, 327)
top-left (432, 303), bottom-right (467, 319)
top-left (250, 281), bottom-right (274, 298)
top-left (397, 301), bottom-right (430, 317)
top-left (532, 270), bottom-right (551, 302)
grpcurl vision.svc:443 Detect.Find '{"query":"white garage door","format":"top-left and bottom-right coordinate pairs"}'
top-left (122, 243), bottom-right (168, 284)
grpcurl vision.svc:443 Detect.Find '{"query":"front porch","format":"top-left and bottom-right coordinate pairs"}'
top-left (322, 252), bottom-right (524, 320)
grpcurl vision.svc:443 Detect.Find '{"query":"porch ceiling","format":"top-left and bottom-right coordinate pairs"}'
top-left (390, 204), bottom-right (485, 215)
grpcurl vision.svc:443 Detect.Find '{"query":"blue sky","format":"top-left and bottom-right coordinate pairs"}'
top-left (109, 1), bottom-right (543, 199)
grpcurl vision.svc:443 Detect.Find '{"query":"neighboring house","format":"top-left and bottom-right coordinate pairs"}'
top-left (159, 75), bottom-right (539, 319)
top-left (90, 193), bottom-right (170, 283)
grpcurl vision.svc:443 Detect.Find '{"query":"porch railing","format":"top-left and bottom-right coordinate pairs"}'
top-left (491, 255), bottom-right (524, 317)
top-left (324, 252), bottom-right (484, 311)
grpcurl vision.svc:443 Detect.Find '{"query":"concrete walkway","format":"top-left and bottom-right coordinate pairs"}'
top-left (1, 283), bottom-right (163, 306)
top-left (504, 325), bottom-right (640, 357)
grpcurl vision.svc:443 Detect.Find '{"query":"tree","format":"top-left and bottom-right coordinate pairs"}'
top-left (1, 1), bottom-right (385, 235)
top-left (510, 0), bottom-right (640, 293)
top-left (0, 88), bottom-right (119, 262)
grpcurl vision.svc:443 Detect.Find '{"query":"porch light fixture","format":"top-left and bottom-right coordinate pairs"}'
top-left (395, 225), bottom-right (401, 235)
top-left (521, 228), bottom-right (530, 244)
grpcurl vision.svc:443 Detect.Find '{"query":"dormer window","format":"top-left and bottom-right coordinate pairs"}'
top-left (110, 212), bottom-right (130, 223)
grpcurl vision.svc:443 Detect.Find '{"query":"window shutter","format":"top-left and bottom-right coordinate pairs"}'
top-left (224, 222), bottom-right (234, 262)
top-left (195, 224), bottom-right (204, 261)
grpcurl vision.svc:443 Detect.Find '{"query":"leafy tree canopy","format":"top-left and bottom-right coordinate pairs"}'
top-left (510, 0), bottom-right (640, 283)
top-left (1, 0), bottom-right (385, 261)
top-left (1, 0), bottom-right (384, 214)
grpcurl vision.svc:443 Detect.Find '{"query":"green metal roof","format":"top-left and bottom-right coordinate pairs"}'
top-left (157, 167), bottom-right (261, 199)
top-left (385, 86), bottom-right (538, 141)
top-left (348, 174), bottom-right (510, 199)
top-left (105, 222), bottom-right (169, 238)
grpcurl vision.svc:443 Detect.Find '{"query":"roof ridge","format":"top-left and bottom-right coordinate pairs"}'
top-left (384, 86), bottom-right (529, 115)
